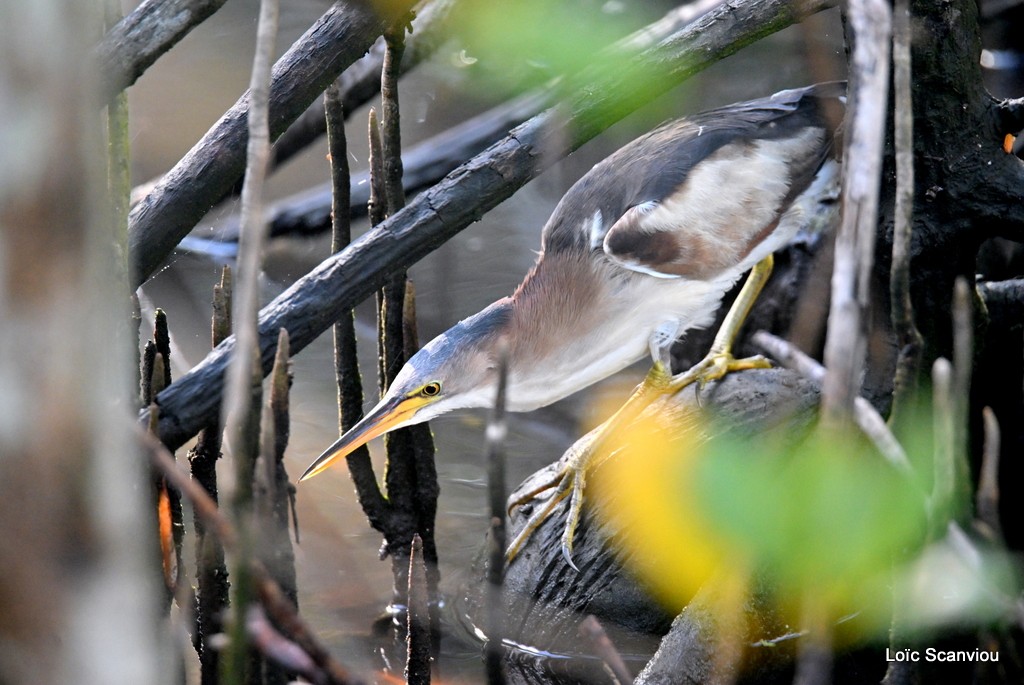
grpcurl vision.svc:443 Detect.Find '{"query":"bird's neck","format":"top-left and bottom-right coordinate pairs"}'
top-left (508, 248), bottom-right (603, 345)
top-left (498, 250), bottom-right (620, 409)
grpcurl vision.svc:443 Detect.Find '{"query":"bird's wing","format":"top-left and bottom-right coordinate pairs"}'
top-left (544, 83), bottom-right (843, 280)
top-left (601, 123), bottom-right (831, 280)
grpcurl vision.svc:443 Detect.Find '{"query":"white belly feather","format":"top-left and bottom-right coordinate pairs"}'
top-left (504, 268), bottom-right (741, 411)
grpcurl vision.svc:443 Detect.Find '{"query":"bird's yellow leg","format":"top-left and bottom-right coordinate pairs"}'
top-left (505, 475), bottom-right (574, 561)
top-left (505, 366), bottom-right (670, 514)
top-left (505, 256), bottom-right (775, 566)
top-left (673, 254), bottom-right (775, 390)
top-left (505, 375), bottom-right (669, 565)
top-left (505, 427), bottom-right (604, 568)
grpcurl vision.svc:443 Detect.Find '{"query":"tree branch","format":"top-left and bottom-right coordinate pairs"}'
top-left (753, 331), bottom-right (914, 476)
top-left (220, 0), bottom-right (278, 678)
top-left (185, 0), bottom-right (733, 248)
top-left (128, 0), bottom-right (419, 288)
top-left (147, 0), bottom-right (838, 451)
top-left (820, 0), bottom-right (891, 425)
top-left (269, 0), bottom-right (460, 177)
top-left (130, 0), bottom-right (462, 211)
top-left (95, 0), bottom-right (230, 103)
top-left (254, 92), bottom-right (544, 242)
top-left (888, 0), bottom-right (922, 423)
top-left (993, 96), bottom-right (1024, 134)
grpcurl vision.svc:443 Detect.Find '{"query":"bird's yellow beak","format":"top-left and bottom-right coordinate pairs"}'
top-left (299, 394), bottom-right (432, 481)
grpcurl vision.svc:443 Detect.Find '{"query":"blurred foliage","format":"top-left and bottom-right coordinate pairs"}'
top-left (449, 0), bottom-right (661, 95)
top-left (593, 406), bottom-right (1016, 642)
top-left (893, 531), bottom-right (1018, 634)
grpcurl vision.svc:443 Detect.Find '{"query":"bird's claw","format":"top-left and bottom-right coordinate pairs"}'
top-left (688, 351), bottom-right (772, 406)
top-left (688, 352), bottom-right (770, 389)
top-left (561, 543), bottom-right (580, 572)
top-left (505, 352), bottom-right (769, 568)
top-left (559, 467), bottom-right (587, 570)
top-left (696, 352), bottom-right (771, 389)
top-left (506, 447), bottom-right (591, 568)
top-left (506, 470), bottom-right (564, 518)
top-left (505, 470), bottom-right (571, 562)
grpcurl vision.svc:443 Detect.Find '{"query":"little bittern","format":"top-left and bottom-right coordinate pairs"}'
top-left (302, 83), bottom-right (844, 564)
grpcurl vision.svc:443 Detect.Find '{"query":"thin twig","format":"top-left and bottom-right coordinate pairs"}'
top-left (141, 427), bottom-right (369, 685)
top-left (189, 270), bottom-right (231, 682)
top-left (405, 535), bottom-right (431, 685)
top-left (821, 0), bottom-right (891, 425)
top-left (221, 0), bottom-right (278, 499)
top-left (140, 340), bottom-right (157, 409)
top-left (888, 0), bottom-right (922, 424)
top-left (325, 84), bottom-right (389, 526)
top-left (752, 332), bottom-right (914, 476)
top-left (484, 517), bottom-right (507, 685)
top-left (403, 282), bottom-right (442, 646)
top-left (579, 615), bottom-right (633, 685)
top-left (381, 29), bottom-right (407, 217)
top-left (485, 346), bottom-right (509, 685)
top-left (154, 308), bottom-right (172, 389)
top-left (326, 86), bottom-right (352, 255)
top-left (257, 328), bottom-right (298, 609)
top-left (268, 328), bottom-right (292, 505)
top-left (976, 407), bottom-right (1002, 540)
top-left (213, 266), bottom-right (233, 346)
top-left (951, 277), bottom-right (974, 508)
top-left (367, 108), bottom-right (387, 227)
top-left (931, 358), bottom-right (956, 532)
top-left (221, 0), bottom-right (279, 680)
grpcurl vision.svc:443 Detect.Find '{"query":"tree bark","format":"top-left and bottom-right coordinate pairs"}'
top-left (128, 0), bottom-right (419, 288)
top-left (95, 0), bottom-right (230, 102)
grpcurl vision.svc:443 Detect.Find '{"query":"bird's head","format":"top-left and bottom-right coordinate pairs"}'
top-left (300, 300), bottom-right (511, 481)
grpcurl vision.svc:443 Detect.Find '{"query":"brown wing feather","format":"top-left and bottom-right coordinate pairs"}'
top-left (539, 83), bottom-right (843, 278)
top-left (603, 126), bottom-right (828, 280)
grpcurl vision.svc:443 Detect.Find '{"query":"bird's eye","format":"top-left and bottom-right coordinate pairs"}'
top-left (421, 382), bottom-right (441, 397)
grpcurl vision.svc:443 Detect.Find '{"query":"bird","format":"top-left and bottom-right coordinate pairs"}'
top-left (300, 82), bottom-right (845, 564)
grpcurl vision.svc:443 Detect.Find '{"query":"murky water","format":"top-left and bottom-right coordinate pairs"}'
top-left (130, 0), bottom-right (844, 679)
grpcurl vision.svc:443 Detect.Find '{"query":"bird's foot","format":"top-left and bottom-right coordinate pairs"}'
top-left (673, 350), bottom-right (771, 395)
top-left (699, 351), bottom-right (771, 388)
top-left (505, 433), bottom-right (597, 569)
top-left (502, 355), bottom-right (768, 568)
